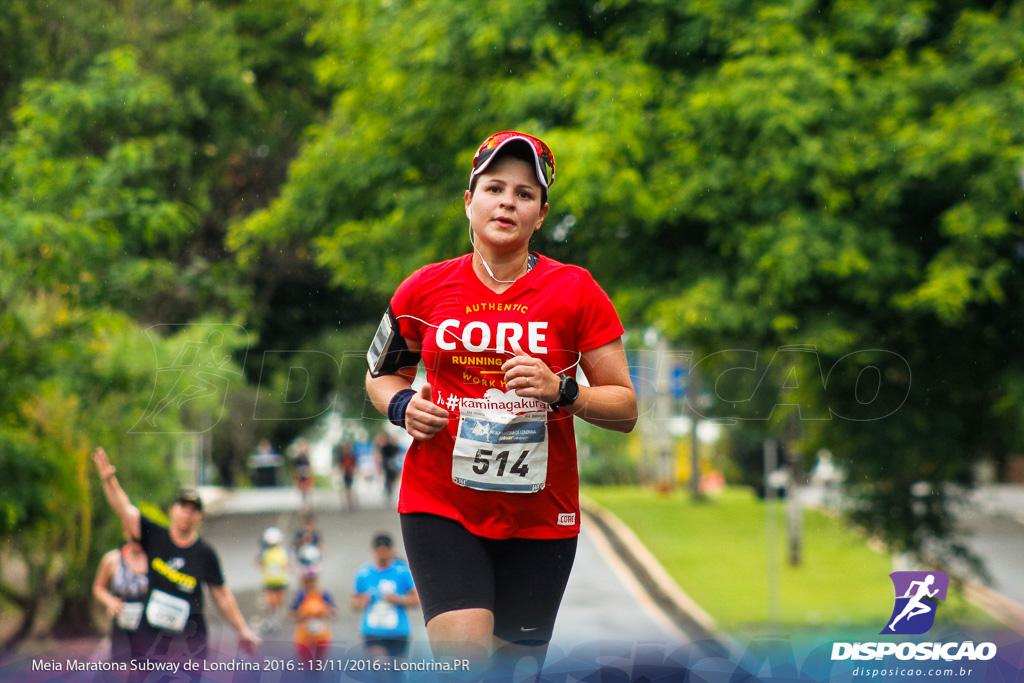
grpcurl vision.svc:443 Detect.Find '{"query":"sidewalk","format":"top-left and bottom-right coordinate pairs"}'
top-left (199, 477), bottom-right (389, 516)
top-left (957, 483), bottom-right (1024, 633)
top-left (966, 483), bottom-right (1024, 523)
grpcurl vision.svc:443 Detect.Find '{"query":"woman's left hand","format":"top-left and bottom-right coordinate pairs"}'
top-left (501, 345), bottom-right (560, 403)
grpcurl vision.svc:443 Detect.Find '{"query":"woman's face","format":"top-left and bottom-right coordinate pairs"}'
top-left (465, 156), bottom-right (549, 253)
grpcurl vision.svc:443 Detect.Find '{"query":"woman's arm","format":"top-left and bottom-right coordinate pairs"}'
top-left (364, 340), bottom-right (449, 440)
top-left (92, 551), bottom-right (122, 617)
top-left (501, 339), bottom-right (637, 433)
top-left (573, 339), bottom-right (638, 432)
top-left (364, 364), bottom-right (418, 416)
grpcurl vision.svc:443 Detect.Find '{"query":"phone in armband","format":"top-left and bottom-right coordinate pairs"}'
top-left (367, 306), bottom-right (421, 377)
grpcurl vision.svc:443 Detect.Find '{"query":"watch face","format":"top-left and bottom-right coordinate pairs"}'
top-left (565, 374), bottom-right (581, 401)
top-left (562, 376), bottom-right (579, 403)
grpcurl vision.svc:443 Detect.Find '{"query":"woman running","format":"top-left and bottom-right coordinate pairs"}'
top-left (93, 535), bottom-right (149, 663)
top-left (365, 131), bottom-right (637, 673)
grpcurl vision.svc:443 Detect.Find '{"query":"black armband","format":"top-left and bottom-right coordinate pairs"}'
top-left (367, 305), bottom-right (422, 377)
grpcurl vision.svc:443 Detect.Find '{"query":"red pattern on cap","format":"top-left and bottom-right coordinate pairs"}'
top-left (470, 131), bottom-right (555, 189)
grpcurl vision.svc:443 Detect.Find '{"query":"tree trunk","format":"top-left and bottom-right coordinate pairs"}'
top-left (50, 591), bottom-right (100, 639)
top-left (0, 585), bottom-right (36, 656)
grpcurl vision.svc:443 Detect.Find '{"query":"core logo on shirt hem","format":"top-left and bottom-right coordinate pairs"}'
top-left (557, 513), bottom-right (576, 526)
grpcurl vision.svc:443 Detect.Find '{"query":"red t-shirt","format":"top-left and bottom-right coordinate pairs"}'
top-left (391, 253), bottom-right (624, 539)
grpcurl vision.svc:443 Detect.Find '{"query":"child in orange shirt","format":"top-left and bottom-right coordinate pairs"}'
top-left (291, 545), bottom-right (336, 661)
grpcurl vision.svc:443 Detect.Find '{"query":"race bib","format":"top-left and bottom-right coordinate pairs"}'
top-left (116, 601), bottom-right (144, 631)
top-left (145, 589), bottom-right (191, 633)
top-left (452, 407), bottom-right (548, 493)
top-left (366, 601), bottom-right (399, 631)
top-left (305, 618), bottom-right (326, 636)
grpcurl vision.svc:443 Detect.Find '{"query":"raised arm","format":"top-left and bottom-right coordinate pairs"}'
top-left (92, 447), bottom-right (142, 541)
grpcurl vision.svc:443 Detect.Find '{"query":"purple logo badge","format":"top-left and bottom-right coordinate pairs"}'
top-left (881, 571), bottom-right (949, 635)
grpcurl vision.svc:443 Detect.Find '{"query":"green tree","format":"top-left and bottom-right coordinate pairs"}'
top-left (0, 0), bottom-right (325, 643)
top-left (231, 0), bottom-right (1024, 570)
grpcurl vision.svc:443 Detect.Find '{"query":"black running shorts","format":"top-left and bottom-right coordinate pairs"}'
top-left (400, 513), bottom-right (577, 645)
top-left (364, 637), bottom-right (410, 658)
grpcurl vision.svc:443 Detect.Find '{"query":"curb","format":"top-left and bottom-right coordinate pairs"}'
top-left (964, 582), bottom-right (1024, 636)
top-left (579, 494), bottom-right (736, 654)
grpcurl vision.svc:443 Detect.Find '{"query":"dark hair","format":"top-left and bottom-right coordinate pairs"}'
top-left (469, 141), bottom-right (548, 205)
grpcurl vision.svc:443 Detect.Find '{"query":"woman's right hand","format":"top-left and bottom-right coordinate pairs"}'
top-left (404, 385), bottom-right (449, 441)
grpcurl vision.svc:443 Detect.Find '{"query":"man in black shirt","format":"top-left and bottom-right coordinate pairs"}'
top-left (92, 447), bottom-right (260, 666)
top-left (375, 432), bottom-right (401, 501)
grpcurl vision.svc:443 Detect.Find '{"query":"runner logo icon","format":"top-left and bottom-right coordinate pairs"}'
top-left (881, 571), bottom-right (949, 635)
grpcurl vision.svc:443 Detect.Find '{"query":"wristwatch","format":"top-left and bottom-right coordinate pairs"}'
top-left (549, 374), bottom-right (580, 409)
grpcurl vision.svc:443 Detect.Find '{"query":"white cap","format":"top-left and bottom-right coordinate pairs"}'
top-left (263, 526), bottom-right (283, 546)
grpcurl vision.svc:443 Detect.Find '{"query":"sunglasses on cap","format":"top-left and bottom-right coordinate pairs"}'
top-left (470, 131), bottom-right (555, 190)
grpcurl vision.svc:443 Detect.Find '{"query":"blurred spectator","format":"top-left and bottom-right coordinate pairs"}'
top-left (334, 440), bottom-right (358, 512)
top-left (375, 432), bottom-right (402, 501)
top-left (249, 439), bottom-right (283, 487)
top-left (810, 449), bottom-right (844, 508)
top-left (293, 513), bottom-right (323, 557)
top-left (292, 438), bottom-right (314, 513)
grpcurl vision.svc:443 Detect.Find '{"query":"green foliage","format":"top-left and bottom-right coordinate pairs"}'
top-left (232, 0), bottom-right (1024, 566)
top-left (577, 423), bottom-right (639, 486)
top-left (5, 0), bottom-right (1024, 642)
top-left (0, 433), bottom-right (61, 538)
top-left (0, 0), bottom-right (327, 644)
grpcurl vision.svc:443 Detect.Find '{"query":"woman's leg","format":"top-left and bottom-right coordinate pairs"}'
top-left (426, 608), bottom-right (494, 665)
top-left (401, 514), bottom-right (497, 667)
top-left (489, 535), bottom-right (578, 675)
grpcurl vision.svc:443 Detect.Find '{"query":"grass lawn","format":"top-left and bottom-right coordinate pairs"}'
top-left (583, 485), bottom-right (1001, 642)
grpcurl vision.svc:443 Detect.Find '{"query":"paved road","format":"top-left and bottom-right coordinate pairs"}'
top-left (197, 480), bottom-right (696, 668)
top-left (802, 483), bottom-right (1024, 614)
top-left (191, 481), bottom-right (1024, 678)
top-left (959, 485), bottom-right (1024, 606)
